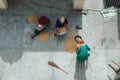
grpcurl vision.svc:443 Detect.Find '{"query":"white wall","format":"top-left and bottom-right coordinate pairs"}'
top-left (0, 0), bottom-right (8, 9)
top-left (73, 0), bottom-right (85, 9)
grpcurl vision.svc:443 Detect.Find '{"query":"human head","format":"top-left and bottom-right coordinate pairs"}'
top-left (75, 36), bottom-right (82, 43)
top-left (59, 16), bottom-right (65, 24)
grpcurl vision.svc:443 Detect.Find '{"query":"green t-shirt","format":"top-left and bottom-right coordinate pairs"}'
top-left (76, 44), bottom-right (90, 62)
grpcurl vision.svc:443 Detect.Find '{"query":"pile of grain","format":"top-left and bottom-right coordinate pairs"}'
top-left (27, 15), bottom-right (37, 23)
top-left (59, 27), bottom-right (66, 33)
top-left (38, 32), bottom-right (50, 42)
top-left (64, 37), bottom-right (77, 53)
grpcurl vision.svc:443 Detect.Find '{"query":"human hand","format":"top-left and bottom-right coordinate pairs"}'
top-left (56, 28), bottom-right (61, 33)
top-left (77, 43), bottom-right (80, 51)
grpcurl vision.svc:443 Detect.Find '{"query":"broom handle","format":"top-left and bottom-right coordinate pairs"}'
top-left (58, 67), bottom-right (69, 74)
top-left (90, 51), bottom-right (96, 54)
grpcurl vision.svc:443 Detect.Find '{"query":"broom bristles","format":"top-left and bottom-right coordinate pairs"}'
top-left (48, 61), bottom-right (69, 74)
top-left (48, 61), bottom-right (60, 69)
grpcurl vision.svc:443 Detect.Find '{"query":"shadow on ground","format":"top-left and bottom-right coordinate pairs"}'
top-left (117, 12), bottom-right (120, 40)
top-left (74, 61), bottom-right (88, 80)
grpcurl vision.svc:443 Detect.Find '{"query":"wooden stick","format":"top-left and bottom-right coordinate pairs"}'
top-left (116, 61), bottom-right (120, 65)
top-left (48, 61), bottom-right (69, 74)
top-left (90, 51), bottom-right (97, 54)
top-left (108, 64), bottom-right (119, 74)
top-left (58, 67), bottom-right (69, 74)
top-left (111, 60), bottom-right (120, 72)
top-left (112, 60), bottom-right (120, 67)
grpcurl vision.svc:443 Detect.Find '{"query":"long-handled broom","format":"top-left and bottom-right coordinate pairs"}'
top-left (90, 51), bottom-right (97, 54)
top-left (48, 61), bottom-right (69, 74)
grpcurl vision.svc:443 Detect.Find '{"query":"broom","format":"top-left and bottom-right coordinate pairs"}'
top-left (90, 51), bottom-right (97, 54)
top-left (48, 61), bottom-right (69, 74)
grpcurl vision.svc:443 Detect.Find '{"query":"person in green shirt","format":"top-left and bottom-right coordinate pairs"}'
top-left (75, 36), bottom-right (91, 62)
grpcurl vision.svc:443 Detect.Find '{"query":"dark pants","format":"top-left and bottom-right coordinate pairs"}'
top-left (34, 28), bottom-right (45, 36)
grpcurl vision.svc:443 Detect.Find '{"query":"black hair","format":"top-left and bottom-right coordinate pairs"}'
top-left (74, 36), bottom-right (82, 42)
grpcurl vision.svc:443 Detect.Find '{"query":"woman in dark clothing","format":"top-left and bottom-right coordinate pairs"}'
top-left (55, 16), bottom-right (68, 29)
top-left (53, 16), bottom-right (68, 36)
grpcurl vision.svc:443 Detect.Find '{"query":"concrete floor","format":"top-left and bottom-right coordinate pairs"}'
top-left (0, 0), bottom-right (120, 80)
